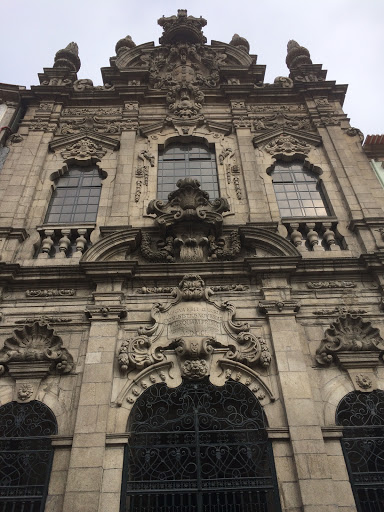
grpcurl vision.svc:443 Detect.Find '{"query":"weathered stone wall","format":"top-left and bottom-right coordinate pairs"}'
top-left (1, 12), bottom-right (384, 512)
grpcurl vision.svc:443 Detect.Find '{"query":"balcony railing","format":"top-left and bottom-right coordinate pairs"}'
top-left (36, 226), bottom-right (94, 259)
top-left (283, 218), bottom-right (345, 252)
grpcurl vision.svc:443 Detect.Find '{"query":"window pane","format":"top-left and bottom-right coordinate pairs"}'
top-left (157, 143), bottom-right (219, 200)
top-left (272, 161), bottom-right (330, 218)
top-left (45, 166), bottom-right (102, 224)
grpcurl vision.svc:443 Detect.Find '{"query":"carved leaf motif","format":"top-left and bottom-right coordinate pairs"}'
top-left (316, 314), bottom-right (384, 365)
top-left (0, 322), bottom-right (73, 374)
top-left (264, 135), bottom-right (311, 157)
top-left (61, 138), bottom-right (106, 163)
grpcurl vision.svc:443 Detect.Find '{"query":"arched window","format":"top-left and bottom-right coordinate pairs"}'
top-left (271, 161), bottom-right (330, 217)
top-left (336, 390), bottom-right (384, 511)
top-left (157, 143), bottom-right (219, 200)
top-left (45, 165), bottom-right (102, 224)
top-left (121, 379), bottom-right (281, 512)
top-left (0, 400), bottom-right (57, 511)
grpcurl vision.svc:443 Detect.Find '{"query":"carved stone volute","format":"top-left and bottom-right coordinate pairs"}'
top-left (115, 35), bottom-right (136, 55)
top-left (158, 9), bottom-right (207, 45)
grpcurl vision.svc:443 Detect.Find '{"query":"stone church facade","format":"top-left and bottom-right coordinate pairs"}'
top-left (0, 9), bottom-right (384, 512)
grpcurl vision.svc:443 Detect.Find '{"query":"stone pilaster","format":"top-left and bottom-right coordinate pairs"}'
top-left (62, 288), bottom-right (125, 512)
top-left (259, 288), bottom-right (340, 512)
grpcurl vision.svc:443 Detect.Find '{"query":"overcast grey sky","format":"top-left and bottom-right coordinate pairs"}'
top-left (1, 0), bottom-right (383, 137)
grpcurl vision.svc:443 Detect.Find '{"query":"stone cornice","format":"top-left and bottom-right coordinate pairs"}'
top-left (0, 227), bottom-right (28, 242)
top-left (245, 256), bottom-right (301, 274)
top-left (0, 254), bottom-right (380, 287)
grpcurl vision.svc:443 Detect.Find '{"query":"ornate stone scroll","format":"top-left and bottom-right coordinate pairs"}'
top-left (118, 274), bottom-right (271, 383)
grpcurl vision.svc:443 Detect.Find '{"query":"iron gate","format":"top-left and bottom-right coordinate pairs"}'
top-left (121, 379), bottom-right (281, 512)
top-left (337, 390), bottom-right (384, 512)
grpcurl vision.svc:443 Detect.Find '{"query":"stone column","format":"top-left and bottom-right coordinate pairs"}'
top-left (259, 279), bottom-right (340, 512)
top-left (62, 285), bottom-right (126, 512)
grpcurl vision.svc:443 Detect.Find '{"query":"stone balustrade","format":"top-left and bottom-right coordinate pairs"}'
top-left (37, 226), bottom-right (94, 258)
top-left (284, 219), bottom-right (343, 252)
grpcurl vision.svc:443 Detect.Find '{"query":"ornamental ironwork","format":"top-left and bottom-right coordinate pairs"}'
top-left (0, 401), bottom-right (57, 511)
top-left (336, 390), bottom-right (384, 512)
top-left (121, 379), bottom-right (281, 512)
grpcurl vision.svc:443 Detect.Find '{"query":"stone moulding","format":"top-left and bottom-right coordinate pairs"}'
top-left (316, 313), bottom-right (384, 366)
top-left (25, 289), bottom-right (75, 297)
top-left (0, 321), bottom-right (74, 377)
top-left (49, 132), bottom-right (120, 165)
top-left (115, 359), bottom-right (275, 411)
top-left (307, 281), bottom-right (356, 289)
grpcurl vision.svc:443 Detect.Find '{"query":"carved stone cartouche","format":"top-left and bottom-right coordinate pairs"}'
top-left (118, 274), bottom-right (271, 380)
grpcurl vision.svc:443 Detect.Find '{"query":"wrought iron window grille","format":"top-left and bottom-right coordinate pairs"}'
top-left (336, 390), bottom-right (384, 512)
top-left (0, 401), bottom-right (57, 512)
top-left (121, 379), bottom-right (282, 512)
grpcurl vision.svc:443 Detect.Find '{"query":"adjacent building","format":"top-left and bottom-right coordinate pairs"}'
top-left (0, 10), bottom-right (384, 512)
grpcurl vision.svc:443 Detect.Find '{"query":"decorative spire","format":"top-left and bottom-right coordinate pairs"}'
top-left (286, 40), bottom-right (312, 70)
top-left (53, 42), bottom-right (81, 72)
top-left (158, 9), bottom-right (207, 45)
top-left (115, 35), bottom-right (136, 56)
top-left (229, 34), bottom-right (250, 54)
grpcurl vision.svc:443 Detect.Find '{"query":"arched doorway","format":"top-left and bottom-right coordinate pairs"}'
top-left (0, 400), bottom-right (57, 511)
top-left (121, 379), bottom-right (281, 512)
top-left (336, 390), bottom-right (384, 512)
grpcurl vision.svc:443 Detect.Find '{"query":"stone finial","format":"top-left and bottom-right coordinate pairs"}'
top-left (115, 35), bottom-right (136, 55)
top-left (229, 34), bottom-right (250, 54)
top-left (158, 9), bottom-right (207, 45)
top-left (53, 42), bottom-right (81, 72)
top-left (286, 40), bottom-right (312, 70)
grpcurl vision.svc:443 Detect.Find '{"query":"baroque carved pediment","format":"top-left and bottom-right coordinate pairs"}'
top-left (0, 321), bottom-right (74, 378)
top-left (49, 132), bottom-right (120, 165)
top-left (253, 128), bottom-right (322, 161)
